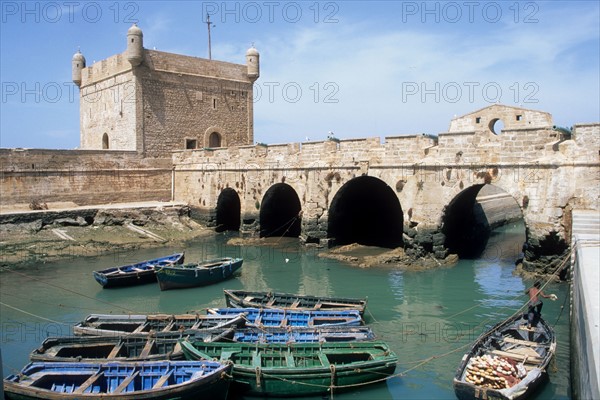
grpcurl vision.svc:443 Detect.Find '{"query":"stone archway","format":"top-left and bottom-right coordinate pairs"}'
top-left (328, 176), bottom-right (403, 248)
top-left (259, 183), bottom-right (302, 238)
top-left (441, 184), bottom-right (524, 259)
top-left (216, 188), bottom-right (241, 232)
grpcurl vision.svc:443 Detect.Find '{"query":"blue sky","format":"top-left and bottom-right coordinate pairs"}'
top-left (1, 1), bottom-right (599, 149)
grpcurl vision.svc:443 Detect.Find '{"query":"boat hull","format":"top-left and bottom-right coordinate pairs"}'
top-left (181, 340), bottom-right (397, 397)
top-left (208, 307), bottom-right (363, 328)
top-left (30, 330), bottom-right (234, 363)
top-left (224, 289), bottom-right (368, 315)
top-left (156, 258), bottom-right (243, 291)
top-left (232, 326), bottom-right (376, 343)
top-left (93, 253), bottom-right (184, 288)
top-left (73, 313), bottom-right (246, 337)
top-left (4, 360), bottom-right (231, 400)
top-left (453, 313), bottom-right (556, 400)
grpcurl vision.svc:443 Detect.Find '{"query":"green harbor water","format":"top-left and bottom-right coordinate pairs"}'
top-left (0, 221), bottom-right (571, 399)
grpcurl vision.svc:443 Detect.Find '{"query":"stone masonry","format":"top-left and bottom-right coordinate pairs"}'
top-left (74, 24), bottom-right (258, 157)
top-left (171, 105), bottom-right (600, 271)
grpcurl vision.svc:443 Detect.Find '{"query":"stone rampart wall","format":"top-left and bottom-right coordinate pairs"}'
top-left (0, 149), bottom-right (172, 206)
top-left (172, 123), bottom-right (600, 250)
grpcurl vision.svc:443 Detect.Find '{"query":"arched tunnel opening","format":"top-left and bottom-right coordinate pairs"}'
top-left (328, 176), bottom-right (403, 248)
top-left (259, 183), bottom-right (302, 238)
top-left (442, 184), bottom-right (524, 259)
top-left (215, 188), bottom-right (241, 232)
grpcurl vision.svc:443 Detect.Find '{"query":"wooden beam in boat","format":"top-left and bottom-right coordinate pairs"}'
top-left (502, 337), bottom-right (548, 347)
top-left (139, 339), bottom-right (156, 358)
top-left (491, 349), bottom-right (542, 363)
top-left (73, 372), bottom-right (104, 394)
top-left (107, 343), bottom-right (124, 359)
top-left (113, 371), bottom-right (140, 394)
top-left (151, 369), bottom-right (174, 389)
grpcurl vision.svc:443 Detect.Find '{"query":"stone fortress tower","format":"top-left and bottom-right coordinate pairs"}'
top-left (72, 24), bottom-right (259, 156)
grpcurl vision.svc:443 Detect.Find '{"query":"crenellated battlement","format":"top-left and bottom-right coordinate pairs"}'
top-left (173, 121), bottom-right (596, 170)
top-left (80, 53), bottom-right (131, 87)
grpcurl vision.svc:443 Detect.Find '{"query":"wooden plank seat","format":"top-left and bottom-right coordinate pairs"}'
top-left (139, 339), bottom-right (156, 358)
top-left (113, 371), bottom-right (140, 394)
top-left (502, 337), bottom-right (549, 347)
top-left (151, 369), bottom-right (174, 389)
top-left (74, 372), bottom-right (104, 394)
top-left (106, 343), bottom-right (124, 359)
top-left (491, 349), bottom-right (542, 364)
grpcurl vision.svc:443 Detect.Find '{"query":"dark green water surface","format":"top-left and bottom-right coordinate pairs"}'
top-left (0, 222), bottom-right (571, 399)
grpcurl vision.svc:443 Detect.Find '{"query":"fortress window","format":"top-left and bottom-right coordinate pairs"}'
top-left (476, 117), bottom-right (481, 124)
top-left (186, 139), bottom-right (198, 149)
top-left (516, 115), bottom-right (523, 121)
top-left (102, 133), bottom-right (109, 149)
top-left (209, 132), bottom-right (221, 148)
top-left (213, 98), bottom-right (217, 109)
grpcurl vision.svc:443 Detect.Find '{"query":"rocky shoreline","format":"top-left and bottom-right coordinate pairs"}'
top-left (0, 205), bottom-right (212, 269)
top-left (1, 206), bottom-right (562, 279)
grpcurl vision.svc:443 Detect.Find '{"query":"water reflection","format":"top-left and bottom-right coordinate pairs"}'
top-left (0, 222), bottom-right (572, 400)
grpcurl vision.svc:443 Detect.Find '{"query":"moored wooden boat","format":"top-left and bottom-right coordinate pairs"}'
top-left (156, 257), bottom-right (243, 291)
top-left (31, 326), bottom-right (375, 363)
top-left (232, 326), bottom-right (376, 343)
top-left (73, 313), bottom-right (246, 337)
top-left (224, 288), bottom-right (368, 315)
top-left (30, 330), bottom-right (234, 363)
top-left (3, 360), bottom-right (232, 400)
top-left (93, 253), bottom-right (184, 288)
top-left (180, 339), bottom-right (398, 397)
top-left (208, 307), bottom-right (363, 328)
top-left (453, 312), bottom-right (556, 400)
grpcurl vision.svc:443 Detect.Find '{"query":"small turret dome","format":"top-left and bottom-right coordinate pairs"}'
top-left (127, 23), bottom-right (143, 36)
top-left (72, 50), bottom-right (86, 63)
top-left (246, 46), bottom-right (259, 57)
top-left (72, 49), bottom-right (86, 87)
top-left (126, 23), bottom-right (144, 67)
top-left (246, 45), bottom-right (260, 82)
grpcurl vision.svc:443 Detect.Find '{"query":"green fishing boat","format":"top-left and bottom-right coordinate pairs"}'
top-left (180, 339), bottom-right (398, 397)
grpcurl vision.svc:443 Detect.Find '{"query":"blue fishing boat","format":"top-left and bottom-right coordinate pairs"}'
top-left (207, 307), bottom-right (363, 328)
top-left (155, 257), bottom-right (243, 291)
top-left (93, 253), bottom-right (184, 288)
top-left (3, 360), bottom-right (232, 400)
top-left (232, 326), bottom-right (376, 343)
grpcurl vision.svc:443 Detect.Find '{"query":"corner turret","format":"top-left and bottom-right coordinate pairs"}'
top-left (126, 23), bottom-right (144, 67)
top-left (246, 46), bottom-right (260, 82)
top-left (72, 50), bottom-right (86, 87)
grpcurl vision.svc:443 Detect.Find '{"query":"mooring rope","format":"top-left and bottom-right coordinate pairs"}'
top-left (0, 301), bottom-right (68, 325)
top-left (4, 269), bottom-right (136, 313)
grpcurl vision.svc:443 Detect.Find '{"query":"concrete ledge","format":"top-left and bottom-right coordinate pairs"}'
top-left (570, 210), bottom-right (600, 400)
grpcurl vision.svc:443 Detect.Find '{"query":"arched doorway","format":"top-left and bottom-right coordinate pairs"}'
top-left (328, 176), bottom-right (403, 248)
top-left (259, 183), bottom-right (301, 238)
top-left (209, 132), bottom-right (221, 147)
top-left (442, 184), bottom-right (524, 259)
top-left (216, 188), bottom-right (241, 232)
